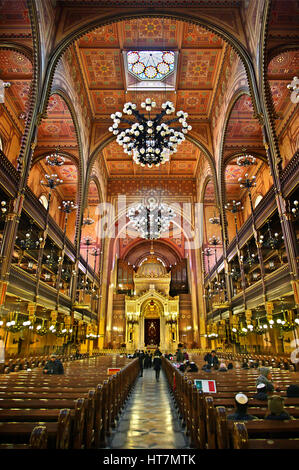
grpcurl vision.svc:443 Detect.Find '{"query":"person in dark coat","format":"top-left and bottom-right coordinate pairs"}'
top-left (265, 395), bottom-right (293, 420)
top-left (154, 348), bottom-right (162, 357)
top-left (138, 351), bottom-right (145, 377)
top-left (153, 354), bottom-right (162, 381)
top-left (187, 362), bottom-right (198, 372)
top-left (43, 354), bottom-right (64, 375)
top-left (242, 360), bottom-right (249, 369)
top-left (176, 348), bottom-right (184, 363)
top-left (227, 393), bottom-right (258, 421)
top-left (144, 353), bottom-right (151, 369)
top-left (203, 350), bottom-right (219, 368)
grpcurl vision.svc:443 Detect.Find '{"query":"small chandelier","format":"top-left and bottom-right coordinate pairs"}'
top-left (58, 200), bottom-right (78, 214)
top-left (40, 173), bottom-right (63, 189)
top-left (82, 211), bottom-right (94, 226)
top-left (236, 154), bottom-right (256, 166)
top-left (109, 98), bottom-right (191, 167)
top-left (45, 147), bottom-right (65, 166)
top-left (128, 201), bottom-right (175, 239)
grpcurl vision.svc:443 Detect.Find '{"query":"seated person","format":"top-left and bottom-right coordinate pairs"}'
top-left (286, 384), bottom-right (299, 398)
top-left (187, 362), bottom-right (198, 372)
top-left (43, 354), bottom-right (64, 375)
top-left (227, 393), bottom-right (258, 421)
top-left (265, 395), bottom-right (293, 421)
top-left (201, 363), bottom-right (212, 372)
top-left (242, 360), bottom-right (249, 369)
top-left (218, 361), bottom-right (228, 372)
top-left (253, 383), bottom-right (268, 401)
top-left (227, 362), bottom-right (233, 370)
top-left (256, 367), bottom-right (279, 393)
top-left (204, 350), bottom-right (219, 369)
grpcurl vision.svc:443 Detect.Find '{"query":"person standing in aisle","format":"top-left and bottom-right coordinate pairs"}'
top-left (153, 354), bottom-right (162, 382)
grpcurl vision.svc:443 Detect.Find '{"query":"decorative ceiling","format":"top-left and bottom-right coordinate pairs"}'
top-left (34, 94), bottom-right (78, 200)
top-left (0, 49), bottom-right (32, 116)
top-left (0, 0), bottom-right (32, 38)
top-left (102, 138), bottom-right (200, 177)
top-left (224, 94), bottom-right (263, 147)
top-left (0, 4), bottom-right (282, 206)
top-left (73, 18), bottom-right (226, 177)
top-left (267, 50), bottom-right (299, 129)
top-left (37, 94), bottom-right (77, 147)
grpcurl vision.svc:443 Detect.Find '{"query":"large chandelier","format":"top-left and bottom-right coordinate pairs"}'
top-left (128, 200), bottom-right (175, 239)
top-left (109, 98), bottom-right (191, 167)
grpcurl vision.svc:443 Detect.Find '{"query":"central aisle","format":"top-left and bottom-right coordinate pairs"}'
top-left (109, 367), bottom-right (190, 449)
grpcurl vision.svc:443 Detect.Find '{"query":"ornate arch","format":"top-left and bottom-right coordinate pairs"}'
top-left (217, 88), bottom-right (251, 198)
top-left (223, 150), bottom-right (268, 166)
top-left (122, 238), bottom-right (182, 265)
top-left (44, 88), bottom-right (85, 248)
top-left (84, 170), bottom-right (105, 211)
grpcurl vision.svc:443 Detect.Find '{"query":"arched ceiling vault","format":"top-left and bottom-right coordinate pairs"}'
top-left (38, 12), bottom-right (265, 184)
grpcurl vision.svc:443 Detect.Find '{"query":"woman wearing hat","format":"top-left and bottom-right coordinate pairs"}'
top-left (265, 396), bottom-right (293, 420)
top-left (256, 367), bottom-right (279, 392)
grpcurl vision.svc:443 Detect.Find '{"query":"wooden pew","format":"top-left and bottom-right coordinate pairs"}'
top-left (232, 422), bottom-right (299, 449)
top-left (0, 425), bottom-right (48, 449)
top-left (162, 357), bottom-right (299, 450)
top-left (0, 356), bottom-right (139, 449)
top-left (216, 410), bottom-right (299, 449)
top-left (0, 408), bottom-right (72, 449)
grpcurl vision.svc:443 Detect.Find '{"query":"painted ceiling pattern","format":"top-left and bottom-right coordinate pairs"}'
top-left (267, 51), bottom-right (299, 123)
top-left (103, 138), bottom-right (200, 177)
top-left (72, 18), bottom-right (227, 177)
top-left (0, 50), bottom-right (33, 117)
top-left (225, 94), bottom-right (263, 147)
top-left (204, 181), bottom-right (215, 201)
top-left (0, 4), bottom-right (288, 206)
top-left (7, 80), bottom-right (32, 115)
top-left (122, 18), bottom-right (178, 48)
top-left (0, 0), bottom-right (31, 37)
top-left (0, 50), bottom-right (32, 78)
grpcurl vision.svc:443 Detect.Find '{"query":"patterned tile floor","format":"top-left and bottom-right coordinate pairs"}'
top-left (109, 368), bottom-right (190, 449)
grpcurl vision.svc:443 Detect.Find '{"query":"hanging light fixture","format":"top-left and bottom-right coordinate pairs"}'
top-left (109, 98), bottom-right (191, 167)
top-left (128, 199), bottom-right (175, 240)
top-left (236, 154), bottom-right (256, 166)
top-left (209, 211), bottom-right (221, 225)
top-left (45, 147), bottom-right (65, 166)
